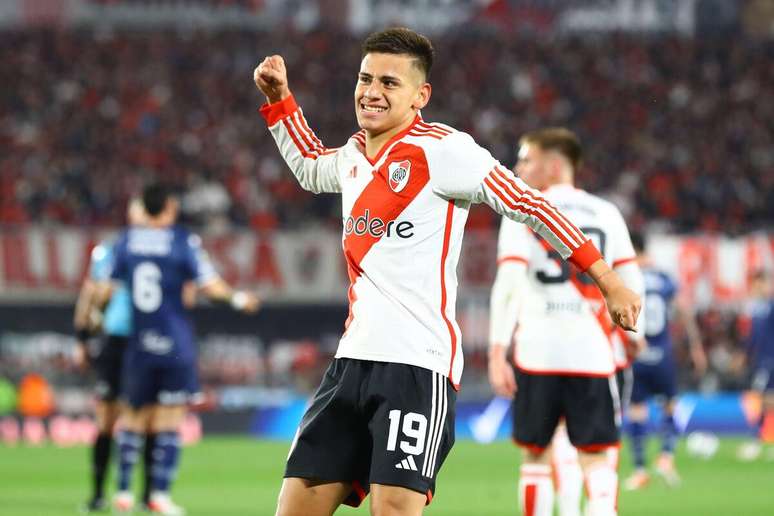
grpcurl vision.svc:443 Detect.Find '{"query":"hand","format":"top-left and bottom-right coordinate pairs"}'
top-left (604, 283), bottom-right (641, 331)
top-left (587, 261), bottom-right (641, 331)
top-left (254, 55), bottom-right (291, 104)
top-left (232, 291), bottom-right (261, 314)
top-left (242, 292), bottom-right (261, 313)
top-left (488, 346), bottom-right (517, 398)
top-left (73, 343), bottom-right (89, 371)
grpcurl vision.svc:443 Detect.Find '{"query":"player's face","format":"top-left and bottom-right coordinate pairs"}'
top-left (515, 143), bottom-right (550, 190)
top-left (355, 52), bottom-right (431, 137)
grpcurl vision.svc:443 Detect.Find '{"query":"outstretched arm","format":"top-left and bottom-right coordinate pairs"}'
top-left (254, 55), bottom-right (342, 194)
top-left (434, 132), bottom-right (641, 331)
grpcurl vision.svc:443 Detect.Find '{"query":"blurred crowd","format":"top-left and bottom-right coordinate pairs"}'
top-left (1, 27), bottom-right (772, 234)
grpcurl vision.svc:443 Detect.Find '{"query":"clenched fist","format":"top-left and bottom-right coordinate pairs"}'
top-left (254, 55), bottom-right (291, 104)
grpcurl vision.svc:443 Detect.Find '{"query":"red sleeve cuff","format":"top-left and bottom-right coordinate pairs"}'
top-left (568, 239), bottom-right (602, 272)
top-left (259, 95), bottom-right (299, 126)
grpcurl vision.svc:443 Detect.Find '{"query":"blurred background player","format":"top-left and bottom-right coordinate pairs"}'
top-left (623, 232), bottom-right (707, 490)
top-left (488, 127), bottom-right (644, 516)
top-left (107, 183), bottom-right (259, 515)
top-left (72, 198), bottom-right (151, 512)
top-left (736, 270), bottom-right (774, 461)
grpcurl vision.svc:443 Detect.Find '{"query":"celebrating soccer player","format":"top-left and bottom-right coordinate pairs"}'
top-left (488, 128), bottom-right (645, 516)
top-left (255, 28), bottom-right (640, 516)
top-left (106, 184), bottom-right (259, 515)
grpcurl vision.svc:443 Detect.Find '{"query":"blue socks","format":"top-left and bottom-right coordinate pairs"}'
top-left (151, 431), bottom-right (181, 493)
top-left (661, 413), bottom-right (677, 455)
top-left (629, 420), bottom-right (647, 469)
top-left (117, 430), bottom-right (143, 492)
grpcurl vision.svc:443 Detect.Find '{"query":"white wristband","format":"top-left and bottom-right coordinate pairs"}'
top-left (230, 291), bottom-right (248, 310)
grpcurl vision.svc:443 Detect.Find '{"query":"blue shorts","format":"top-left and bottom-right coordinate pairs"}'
top-left (121, 350), bottom-right (199, 409)
top-left (630, 361), bottom-right (677, 404)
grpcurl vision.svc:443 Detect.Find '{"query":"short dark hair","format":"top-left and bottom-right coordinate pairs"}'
top-left (630, 231), bottom-right (645, 254)
top-left (521, 127), bottom-right (583, 173)
top-left (142, 183), bottom-right (171, 217)
top-left (361, 27), bottom-right (434, 80)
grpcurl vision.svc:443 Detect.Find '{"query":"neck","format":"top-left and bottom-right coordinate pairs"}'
top-left (364, 113), bottom-right (417, 160)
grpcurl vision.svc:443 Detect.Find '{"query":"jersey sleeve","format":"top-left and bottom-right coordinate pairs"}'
top-left (109, 234), bottom-right (129, 283)
top-left (433, 131), bottom-right (601, 272)
top-left (89, 243), bottom-right (112, 281)
top-left (184, 233), bottom-right (220, 286)
top-left (259, 95), bottom-right (343, 194)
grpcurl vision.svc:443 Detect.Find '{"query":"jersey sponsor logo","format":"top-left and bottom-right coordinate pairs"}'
top-left (343, 209), bottom-right (415, 239)
top-left (140, 330), bottom-right (173, 355)
top-left (388, 160), bottom-right (411, 193)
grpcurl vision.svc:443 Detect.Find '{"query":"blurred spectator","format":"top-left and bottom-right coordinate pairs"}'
top-left (0, 27), bottom-right (772, 233)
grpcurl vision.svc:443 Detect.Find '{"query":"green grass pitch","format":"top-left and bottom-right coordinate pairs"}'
top-left (1, 437), bottom-right (772, 515)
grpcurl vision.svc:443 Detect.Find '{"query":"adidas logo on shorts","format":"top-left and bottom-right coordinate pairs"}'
top-left (394, 456), bottom-right (418, 471)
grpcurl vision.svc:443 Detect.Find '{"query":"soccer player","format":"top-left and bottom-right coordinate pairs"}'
top-left (736, 269), bottom-right (774, 461)
top-left (255, 28), bottom-right (640, 516)
top-left (623, 232), bottom-right (707, 490)
top-left (73, 198), bottom-right (153, 512)
top-left (488, 128), bottom-right (645, 516)
top-left (108, 184), bottom-right (259, 515)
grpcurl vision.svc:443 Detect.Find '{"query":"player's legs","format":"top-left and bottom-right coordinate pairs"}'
top-left (577, 451), bottom-right (618, 516)
top-left (738, 367), bottom-right (773, 461)
top-left (369, 484), bottom-right (427, 516)
top-left (114, 405), bottom-right (154, 512)
top-left (624, 364), bottom-right (653, 490)
top-left (652, 398), bottom-right (680, 486)
top-left (144, 404), bottom-right (187, 515)
top-left (84, 336), bottom-right (125, 512)
top-left (143, 362), bottom-right (200, 515)
top-left (280, 359), bottom-right (372, 513)
top-left (563, 375), bottom-right (621, 516)
top-left (551, 423), bottom-right (582, 516)
top-left (513, 371), bottom-right (561, 516)
top-left (624, 402), bottom-right (649, 489)
top-left (275, 478), bottom-right (351, 516)
top-left (365, 365), bottom-right (456, 514)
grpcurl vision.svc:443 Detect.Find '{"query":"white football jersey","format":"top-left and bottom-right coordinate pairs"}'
top-left (261, 96), bottom-right (601, 387)
top-left (497, 185), bottom-right (638, 375)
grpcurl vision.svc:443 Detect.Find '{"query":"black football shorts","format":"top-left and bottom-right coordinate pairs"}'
top-left (93, 335), bottom-right (127, 402)
top-left (285, 358), bottom-right (456, 506)
top-left (512, 368), bottom-right (621, 452)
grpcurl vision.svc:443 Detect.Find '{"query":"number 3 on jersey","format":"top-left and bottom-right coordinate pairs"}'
top-left (535, 226), bottom-right (606, 285)
top-left (133, 261), bottom-right (162, 313)
top-left (386, 410), bottom-right (427, 455)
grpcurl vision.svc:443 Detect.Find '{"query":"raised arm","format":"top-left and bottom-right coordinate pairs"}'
top-left (254, 55), bottom-right (342, 194)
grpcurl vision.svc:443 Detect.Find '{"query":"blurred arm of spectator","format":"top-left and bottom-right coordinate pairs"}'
top-left (676, 299), bottom-right (708, 378)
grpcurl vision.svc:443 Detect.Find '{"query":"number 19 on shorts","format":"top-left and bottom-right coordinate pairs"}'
top-left (386, 410), bottom-right (427, 455)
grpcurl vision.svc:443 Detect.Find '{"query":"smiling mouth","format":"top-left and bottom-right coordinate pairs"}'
top-left (360, 103), bottom-right (387, 113)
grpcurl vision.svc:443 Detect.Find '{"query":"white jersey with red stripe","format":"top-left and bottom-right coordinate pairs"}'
top-left (261, 96), bottom-right (601, 387)
top-left (497, 184), bottom-right (638, 376)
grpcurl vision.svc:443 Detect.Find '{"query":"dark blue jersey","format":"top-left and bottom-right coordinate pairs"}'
top-left (636, 267), bottom-right (677, 365)
top-left (747, 299), bottom-right (774, 370)
top-left (110, 225), bottom-right (217, 363)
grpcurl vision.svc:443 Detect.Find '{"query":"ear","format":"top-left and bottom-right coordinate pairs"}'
top-left (413, 82), bottom-right (432, 110)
